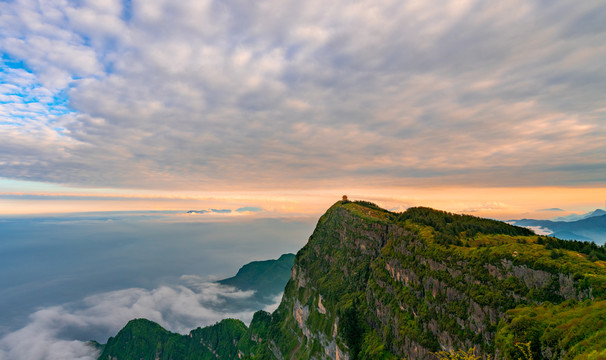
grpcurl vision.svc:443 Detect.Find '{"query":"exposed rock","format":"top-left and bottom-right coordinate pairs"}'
top-left (318, 295), bottom-right (327, 314)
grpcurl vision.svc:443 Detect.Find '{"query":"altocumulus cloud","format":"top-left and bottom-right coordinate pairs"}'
top-left (0, 0), bottom-right (605, 189)
top-left (0, 278), bottom-right (279, 360)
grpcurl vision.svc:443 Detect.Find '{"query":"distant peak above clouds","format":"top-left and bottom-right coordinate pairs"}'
top-left (552, 209), bottom-right (606, 222)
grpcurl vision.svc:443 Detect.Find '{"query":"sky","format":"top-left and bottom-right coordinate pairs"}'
top-left (1, 0), bottom-right (606, 219)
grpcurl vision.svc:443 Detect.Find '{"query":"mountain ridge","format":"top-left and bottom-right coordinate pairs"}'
top-left (218, 253), bottom-right (295, 299)
top-left (509, 213), bottom-right (606, 244)
top-left (553, 208), bottom-right (606, 222)
top-left (98, 201), bottom-right (606, 360)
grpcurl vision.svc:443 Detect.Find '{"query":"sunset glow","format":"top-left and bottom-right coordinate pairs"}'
top-left (1, 181), bottom-right (604, 220)
top-left (1, 0), bottom-right (605, 217)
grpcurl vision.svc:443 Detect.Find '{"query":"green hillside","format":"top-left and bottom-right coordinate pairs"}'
top-left (99, 201), bottom-right (606, 360)
top-left (98, 318), bottom-right (248, 360)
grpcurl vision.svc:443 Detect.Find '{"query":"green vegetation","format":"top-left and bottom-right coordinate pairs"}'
top-left (339, 299), bottom-right (366, 359)
top-left (398, 207), bottom-right (534, 243)
top-left (99, 200), bottom-right (606, 360)
top-left (539, 236), bottom-right (606, 261)
top-left (497, 300), bottom-right (606, 359)
top-left (233, 310), bottom-right (274, 359)
top-left (515, 342), bottom-right (533, 360)
top-left (433, 347), bottom-right (481, 360)
top-left (98, 318), bottom-right (248, 360)
top-left (272, 201), bottom-right (606, 359)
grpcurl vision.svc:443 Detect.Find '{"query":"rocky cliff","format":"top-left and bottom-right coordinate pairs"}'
top-left (99, 201), bottom-right (606, 360)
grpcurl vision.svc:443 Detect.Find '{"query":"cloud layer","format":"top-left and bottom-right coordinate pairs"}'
top-left (0, 278), bottom-right (279, 360)
top-left (1, 0), bottom-right (605, 189)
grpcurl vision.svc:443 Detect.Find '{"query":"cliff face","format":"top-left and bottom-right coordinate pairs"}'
top-left (262, 201), bottom-right (606, 360)
top-left (98, 201), bottom-right (606, 360)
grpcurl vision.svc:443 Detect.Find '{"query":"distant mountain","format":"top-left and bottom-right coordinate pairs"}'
top-left (553, 208), bottom-right (606, 222)
top-left (190, 253), bottom-right (296, 314)
top-left (549, 231), bottom-right (592, 242)
top-left (509, 213), bottom-right (606, 244)
top-left (218, 253), bottom-right (295, 301)
top-left (98, 318), bottom-right (249, 360)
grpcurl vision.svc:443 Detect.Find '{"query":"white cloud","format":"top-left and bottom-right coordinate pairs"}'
top-left (263, 293), bottom-right (284, 313)
top-left (461, 202), bottom-right (510, 213)
top-left (1, 0), bottom-right (605, 189)
top-left (0, 277), bottom-right (280, 360)
top-left (522, 225), bottom-right (553, 236)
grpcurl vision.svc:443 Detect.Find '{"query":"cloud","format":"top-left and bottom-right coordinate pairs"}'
top-left (187, 209), bottom-right (210, 214)
top-left (187, 208), bottom-right (256, 215)
top-left (0, 193), bottom-right (193, 201)
top-left (0, 277), bottom-right (280, 360)
top-left (1, 0), bottom-right (605, 189)
top-left (460, 202), bottom-right (510, 213)
top-left (211, 209), bottom-right (232, 214)
top-left (262, 294), bottom-right (284, 313)
top-left (388, 205), bottom-right (413, 213)
top-left (537, 208), bottom-right (565, 212)
top-left (236, 206), bottom-right (263, 213)
top-left (521, 225), bottom-right (553, 236)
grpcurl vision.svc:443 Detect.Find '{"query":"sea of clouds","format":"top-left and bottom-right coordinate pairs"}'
top-left (0, 215), bottom-right (311, 360)
top-left (0, 276), bottom-right (281, 360)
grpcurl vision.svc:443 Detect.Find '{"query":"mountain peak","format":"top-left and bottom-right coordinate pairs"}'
top-left (98, 201), bottom-right (606, 360)
top-left (553, 208), bottom-right (606, 222)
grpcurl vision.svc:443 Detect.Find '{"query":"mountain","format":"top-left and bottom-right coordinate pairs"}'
top-left (211, 253), bottom-right (296, 312)
top-left (509, 213), bottom-right (606, 244)
top-left (99, 201), bottom-right (606, 359)
top-left (553, 208), bottom-right (606, 222)
top-left (218, 253), bottom-right (295, 301)
top-left (99, 318), bottom-right (248, 360)
top-left (97, 255), bottom-right (295, 360)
